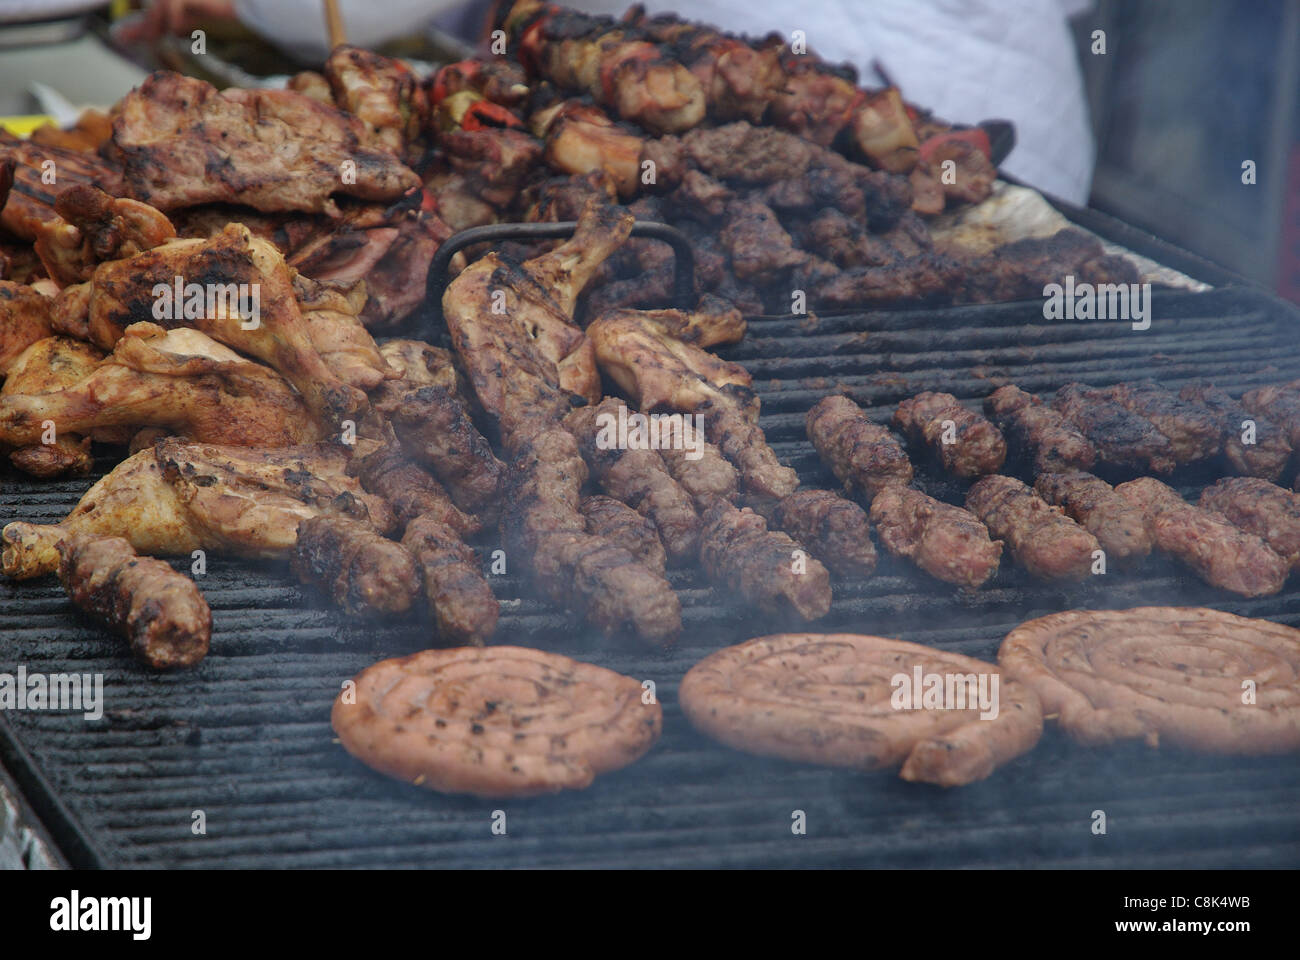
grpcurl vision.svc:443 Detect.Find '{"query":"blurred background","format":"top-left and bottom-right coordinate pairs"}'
top-left (0, 0), bottom-right (1296, 300)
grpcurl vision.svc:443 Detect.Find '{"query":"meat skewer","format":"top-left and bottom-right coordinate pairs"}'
top-left (1115, 477), bottom-right (1289, 597)
top-left (57, 534), bottom-right (211, 670)
top-left (698, 498), bottom-right (832, 622)
top-left (869, 486), bottom-right (1001, 589)
top-left (984, 384), bottom-right (1096, 474)
top-left (893, 391), bottom-right (1006, 479)
top-left (401, 514), bottom-right (500, 645)
top-left (1052, 383), bottom-right (1177, 475)
top-left (806, 394), bottom-right (913, 503)
top-left (1033, 471), bottom-right (1153, 568)
top-left (1179, 382), bottom-right (1292, 482)
top-left (771, 489), bottom-right (877, 579)
top-left (966, 475), bottom-right (1100, 582)
top-left (1198, 477), bottom-right (1300, 568)
top-left (1100, 381), bottom-right (1222, 466)
top-left (580, 494), bottom-right (667, 574)
top-left (292, 515), bottom-right (422, 617)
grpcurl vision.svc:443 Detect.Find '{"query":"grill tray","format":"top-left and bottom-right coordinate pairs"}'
top-left (4, 284), bottom-right (1300, 868)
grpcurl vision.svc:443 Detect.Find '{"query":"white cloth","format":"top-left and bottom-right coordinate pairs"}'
top-left (233, 0), bottom-right (1096, 203)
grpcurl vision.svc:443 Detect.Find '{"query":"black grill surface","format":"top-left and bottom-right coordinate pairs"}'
top-left (3, 287), bottom-right (1300, 869)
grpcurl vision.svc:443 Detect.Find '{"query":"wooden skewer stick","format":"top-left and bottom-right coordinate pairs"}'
top-left (324, 0), bottom-right (347, 50)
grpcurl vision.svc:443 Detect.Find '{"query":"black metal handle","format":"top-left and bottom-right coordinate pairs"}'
top-left (425, 219), bottom-right (696, 329)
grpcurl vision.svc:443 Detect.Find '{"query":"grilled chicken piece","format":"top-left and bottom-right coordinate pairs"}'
top-left (580, 494), bottom-right (667, 575)
top-left (113, 71), bottom-right (420, 215)
top-left (0, 323), bottom-right (325, 449)
top-left (28, 109), bottom-right (114, 154)
top-left (502, 421), bottom-right (681, 648)
top-left (1034, 471), bottom-right (1153, 568)
top-left (1052, 383), bottom-right (1177, 474)
top-left (602, 295), bottom-right (746, 347)
top-left (1179, 382), bottom-right (1291, 482)
top-left (349, 432), bottom-right (480, 537)
top-left (588, 307), bottom-right (797, 501)
top-left (292, 275), bottom-right (397, 392)
top-left (0, 130), bottom-right (123, 240)
top-left (2, 437), bottom-right (390, 581)
top-left (564, 398), bottom-right (701, 563)
top-left (869, 486), bottom-right (1002, 589)
top-left (1199, 477), bottom-right (1300, 568)
top-left (1101, 381), bottom-right (1222, 465)
top-left (1116, 477), bottom-right (1288, 597)
top-left (1, 337), bottom-right (102, 477)
top-left (966, 475), bottom-right (1100, 582)
top-left (0, 281), bottom-right (54, 375)
top-left (324, 45), bottom-right (424, 161)
top-left (443, 199), bottom-right (630, 432)
top-left (288, 71), bottom-right (334, 103)
top-left (806, 395), bottom-right (913, 503)
top-left (771, 489), bottom-right (877, 579)
top-left (60, 223), bottom-right (371, 425)
top-left (699, 498), bottom-right (832, 621)
top-left (388, 385), bottom-right (506, 523)
top-left (32, 185), bottom-right (177, 286)
top-left (293, 515), bottom-right (420, 616)
top-left (400, 514), bottom-right (499, 645)
top-left (893, 391), bottom-right (1006, 479)
top-left (57, 534), bottom-right (211, 670)
top-left (985, 385), bottom-right (1096, 474)
top-left (658, 438), bottom-right (738, 506)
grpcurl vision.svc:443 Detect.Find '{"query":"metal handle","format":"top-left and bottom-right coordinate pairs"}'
top-left (425, 219), bottom-right (696, 329)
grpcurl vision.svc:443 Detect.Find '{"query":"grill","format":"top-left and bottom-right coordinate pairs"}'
top-left (4, 217), bottom-right (1300, 868)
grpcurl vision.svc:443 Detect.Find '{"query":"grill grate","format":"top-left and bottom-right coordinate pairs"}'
top-left (3, 287), bottom-right (1300, 868)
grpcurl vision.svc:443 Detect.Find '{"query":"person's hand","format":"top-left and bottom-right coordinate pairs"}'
top-left (117, 0), bottom-right (239, 43)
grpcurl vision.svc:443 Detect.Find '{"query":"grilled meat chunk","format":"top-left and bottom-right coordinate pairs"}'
top-left (699, 498), bottom-right (832, 622)
top-left (806, 251), bottom-right (966, 309)
top-left (1241, 381), bottom-right (1300, 450)
top-left (1, 336), bottom-right (101, 477)
top-left (400, 514), bottom-right (498, 645)
top-left (771, 489), bottom-right (877, 579)
top-left (293, 275), bottom-right (397, 392)
top-left (1179, 382), bottom-right (1292, 482)
top-left (293, 515), bottom-right (420, 616)
top-left (0, 281), bottom-right (53, 376)
top-left (1101, 381), bottom-right (1222, 465)
top-left (720, 198), bottom-right (811, 280)
top-left (806, 395), bottom-right (913, 503)
top-left (0, 130), bottom-right (123, 241)
top-left (324, 45), bottom-right (424, 160)
top-left (113, 71), bottom-right (420, 214)
top-left (984, 384), bottom-right (1096, 474)
top-left (959, 229), bottom-right (1141, 303)
top-left (893, 391), bottom-right (1006, 478)
top-left (1034, 471), bottom-right (1153, 568)
top-left (869, 486), bottom-right (1002, 589)
top-left (444, 199), bottom-right (627, 433)
top-left (349, 433), bottom-right (480, 537)
top-left (966, 475), bottom-right (1100, 582)
top-left (564, 398), bottom-right (700, 563)
top-left (503, 422), bottom-right (681, 648)
top-left (1052, 383), bottom-right (1177, 474)
top-left (389, 385), bottom-right (506, 523)
top-left (1199, 477), bottom-right (1300, 567)
top-left (0, 324), bottom-right (325, 449)
top-left (580, 494), bottom-right (667, 574)
top-left (57, 534), bottom-right (211, 670)
top-left (1116, 477), bottom-right (1288, 597)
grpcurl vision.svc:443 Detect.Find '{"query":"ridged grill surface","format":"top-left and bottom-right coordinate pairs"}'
top-left (3, 288), bottom-right (1300, 868)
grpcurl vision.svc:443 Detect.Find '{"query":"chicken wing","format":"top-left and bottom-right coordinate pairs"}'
top-left (32, 184), bottom-right (177, 286)
top-left (1, 336), bottom-right (102, 476)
